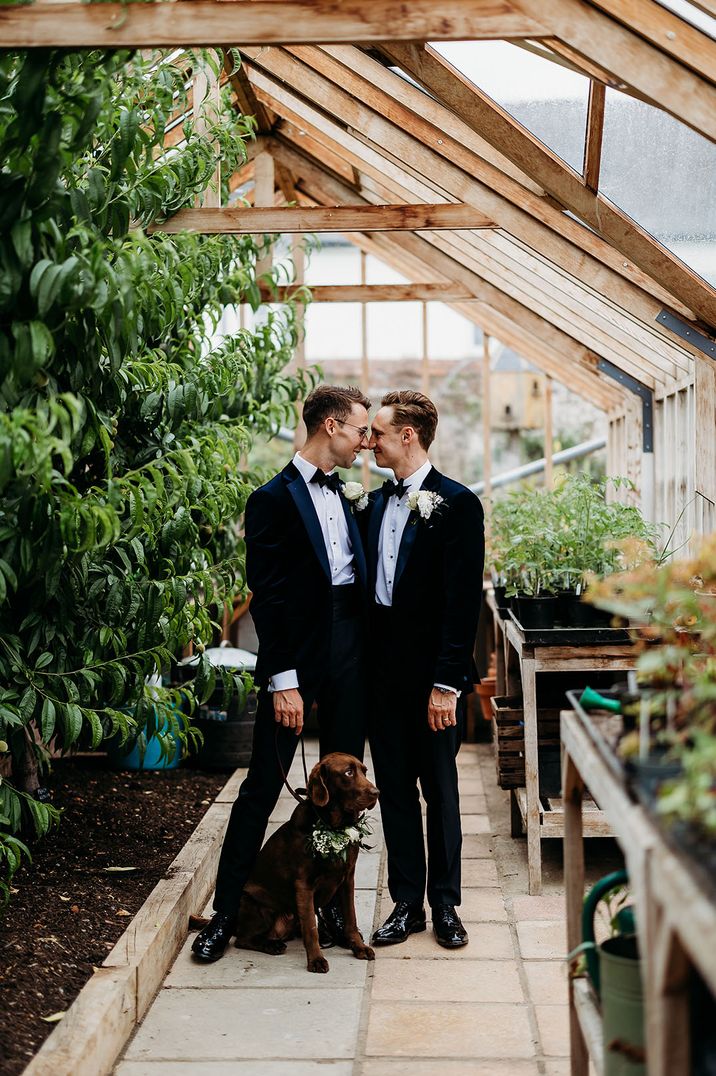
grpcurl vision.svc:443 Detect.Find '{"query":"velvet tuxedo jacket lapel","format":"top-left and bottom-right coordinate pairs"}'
top-left (393, 465), bottom-right (442, 592)
top-left (283, 462), bottom-right (332, 582)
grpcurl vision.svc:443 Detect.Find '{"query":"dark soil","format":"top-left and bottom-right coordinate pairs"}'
top-left (0, 755), bottom-right (227, 1075)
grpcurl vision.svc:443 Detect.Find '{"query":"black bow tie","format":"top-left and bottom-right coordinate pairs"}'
top-left (383, 478), bottom-right (407, 499)
top-left (311, 469), bottom-right (343, 494)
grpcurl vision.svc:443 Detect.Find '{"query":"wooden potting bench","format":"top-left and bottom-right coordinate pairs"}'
top-left (487, 592), bottom-right (638, 894)
top-left (562, 708), bottom-right (716, 1076)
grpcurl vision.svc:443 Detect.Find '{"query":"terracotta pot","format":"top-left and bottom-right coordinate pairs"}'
top-left (475, 676), bottom-right (497, 721)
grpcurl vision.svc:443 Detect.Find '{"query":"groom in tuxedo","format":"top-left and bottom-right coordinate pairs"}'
top-left (366, 390), bottom-right (484, 949)
top-left (192, 384), bottom-right (371, 962)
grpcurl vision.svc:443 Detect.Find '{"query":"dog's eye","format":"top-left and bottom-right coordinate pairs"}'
top-left (345, 768), bottom-right (354, 777)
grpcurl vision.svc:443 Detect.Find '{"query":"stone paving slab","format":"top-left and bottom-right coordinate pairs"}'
top-left (534, 1004), bottom-right (571, 1057)
top-left (124, 987), bottom-right (364, 1062)
top-left (522, 960), bottom-right (569, 1005)
top-left (371, 958), bottom-right (524, 1003)
top-left (516, 920), bottom-right (566, 960)
top-left (118, 1064), bottom-right (352, 1076)
top-left (378, 887), bottom-right (507, 923)
top-left (374, 921), bottom-right (515, 960)
top-left (362, 1062), bottom-right (540, 1076)
top-left (461, 858), bottom-right (499, 887)
top-left (365, 1000), bottom-right (535, 1058)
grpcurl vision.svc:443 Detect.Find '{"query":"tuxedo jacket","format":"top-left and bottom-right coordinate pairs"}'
top-left (245, 461), bottom-right (367, 692)
top-left (365, 466), bottom-right (484, 693)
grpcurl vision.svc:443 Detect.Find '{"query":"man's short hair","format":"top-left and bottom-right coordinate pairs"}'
top-left (381, 390), bottom-right (438, 450)
top-left (303, 384), bottom-right (371, 436)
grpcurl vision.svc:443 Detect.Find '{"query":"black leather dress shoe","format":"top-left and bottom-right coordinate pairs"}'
top-left (371, 901), bottom-right (426, 946)
top-left (432, 904), bottom-right (468, 948)
top-left (191, 912), bottom-right (235, 963)
top-left (316, 904), bottom-right (350, 949)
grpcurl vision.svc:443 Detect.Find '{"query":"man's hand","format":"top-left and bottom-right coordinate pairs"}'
top-left (273, 688), bottom-right (304, 735)
top-left (428, 688), bottom-right (457, 732)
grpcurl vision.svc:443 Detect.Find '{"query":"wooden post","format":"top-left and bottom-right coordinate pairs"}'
top-left (421, 300), bottom-right (429, 396)
top-left (360, 250), bottom-right (370, 488)
top-left (545, 374), bottom-right (554, 491)
top-left (254, 151), bottom-right (275, 281)
top-left (483, 333), bottom-right (492, 505)
top-left (292, 234), bottom-right (307, 450)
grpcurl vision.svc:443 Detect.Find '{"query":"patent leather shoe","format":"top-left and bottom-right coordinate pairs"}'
top-left (371, 901), bottom-right (426, 946)
top-left (316, 903), bottom-right (351, 949)
top-left (432, 904), bottom-right (468, 948)
top-left (191, 912), bottom-right (235, 963)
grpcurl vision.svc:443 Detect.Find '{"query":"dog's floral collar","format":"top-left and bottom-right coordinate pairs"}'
top-left (308, 814), bottom-right (373, 861)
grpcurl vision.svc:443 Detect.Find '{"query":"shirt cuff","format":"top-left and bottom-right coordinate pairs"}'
top-left (269, 670), bottom-right (299, 692)
top-left (434, 682), bottom-right (461, 697)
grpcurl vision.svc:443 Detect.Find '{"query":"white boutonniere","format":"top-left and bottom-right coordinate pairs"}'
top-left (407, 489), bottom-right (444, 521)
top-left (342, 480), bottom-right (369, 512)
top-left (308, 815), bottom-right (373, 861)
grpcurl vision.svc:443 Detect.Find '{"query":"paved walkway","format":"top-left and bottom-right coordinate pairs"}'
top-left (115, 741), bottom-right (616, 1075)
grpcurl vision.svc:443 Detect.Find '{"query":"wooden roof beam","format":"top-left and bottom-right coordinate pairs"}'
top-left (259, 283), bottom-right (476, 302)
top-left (0, 0), bottom-right (546, 48)
top-left (151, 202), bottom-right (495, 233)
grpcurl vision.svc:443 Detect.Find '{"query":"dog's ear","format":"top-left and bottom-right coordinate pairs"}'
top-left (308, 762), bottom-right (329, 807)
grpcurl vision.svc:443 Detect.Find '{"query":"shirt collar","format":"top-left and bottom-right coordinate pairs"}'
top-left (293, 452), bottom-right (334, 485)
top-left (401, 459), bottom-right (432, 493)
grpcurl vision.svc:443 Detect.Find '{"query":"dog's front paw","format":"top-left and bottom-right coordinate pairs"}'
top-left (307, 955), bottom-right (330, 974)
top-left (352, 943), bottom-right (375, 961)
top-left (264, 940), bottom-right (287, 955)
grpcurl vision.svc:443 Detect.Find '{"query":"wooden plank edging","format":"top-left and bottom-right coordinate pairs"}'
top-left (23, 767), bottom-right (245, 1076)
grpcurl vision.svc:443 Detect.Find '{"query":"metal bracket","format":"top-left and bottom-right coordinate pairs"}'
top-left (656, 309), bottom-right (716, 359)
top-left (597, 358), bottom-right (653, 452)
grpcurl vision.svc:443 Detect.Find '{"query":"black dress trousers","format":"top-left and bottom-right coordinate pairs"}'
top-left (212, 585), bottom-right (366, 917)
top-left (368, 603), bottom-right (464, 909)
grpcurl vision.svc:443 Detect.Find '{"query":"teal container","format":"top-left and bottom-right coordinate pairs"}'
top-left (106, 708), bottom-right (183, 771)
top-left (601, 934), bottom-right (645, 1076)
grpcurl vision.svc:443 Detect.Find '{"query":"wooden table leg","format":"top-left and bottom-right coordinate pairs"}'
top-left (647, 899), bottom-right (691, 1075)
top-left (522, 654), bottom-right (541, 895)
top-left (563, 744), bottom-right (588, 1076)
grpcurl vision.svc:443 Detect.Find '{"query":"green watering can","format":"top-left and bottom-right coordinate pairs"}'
top-left (582, 870), bottom-right (645, 1076)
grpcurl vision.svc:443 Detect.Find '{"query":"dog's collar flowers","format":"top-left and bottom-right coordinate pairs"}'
top-left (308, 814), bottom-right (373, 861)
top-left (342, 481), bottom-right (369, 512)
top-left (407, 489), bottom-right (444, 521)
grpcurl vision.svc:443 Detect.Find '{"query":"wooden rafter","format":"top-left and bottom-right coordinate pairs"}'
top-left (259, 283), bottom-right (476, 302)
top-left (276, 144), bottom-right (622, 408)
top-left (0, 0), bottom-right (546, 47)
top-left (379, 42), bottom-right (716, 328)
top-left (268, 122), bottom-right (690, 388)
top-left (583, 79), bottom-right (606, 192)
top-left (152, 203), bottom-right (495, 233)
top-left (241, 46), bottom-right (702, 373)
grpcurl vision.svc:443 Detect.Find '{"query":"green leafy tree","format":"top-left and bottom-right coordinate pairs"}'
top-left (0, 48), bottom-right (311, 905)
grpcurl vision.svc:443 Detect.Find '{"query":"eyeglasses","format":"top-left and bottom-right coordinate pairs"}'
top-left (335, 419), bottom-right (370, 439)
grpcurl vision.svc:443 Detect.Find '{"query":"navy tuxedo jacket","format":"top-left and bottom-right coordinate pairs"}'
top-left (245, 461), bottom-right (367, 692)
top-left (365, 467), bottom-right (485, 693)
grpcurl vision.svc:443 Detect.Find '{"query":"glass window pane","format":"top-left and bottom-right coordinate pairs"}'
top-left (600, 89), bottom-right (716, 287)
top-left (431, 41), bottom-right (589, 173)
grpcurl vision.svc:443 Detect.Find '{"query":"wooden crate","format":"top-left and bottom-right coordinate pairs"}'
top-left (490, 694), bottom-right (561, 790)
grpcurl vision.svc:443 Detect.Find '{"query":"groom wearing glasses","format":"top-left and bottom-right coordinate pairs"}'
top-left (193, 384), bottom-right (372, 963)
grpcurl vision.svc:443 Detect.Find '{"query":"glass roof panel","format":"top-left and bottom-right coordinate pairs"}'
top-left (431, 41), bottom-right (589, 173)
top-left (656, 0), bottom-right (716, 40)
top-left (600, 89), bottom-right (716, 287)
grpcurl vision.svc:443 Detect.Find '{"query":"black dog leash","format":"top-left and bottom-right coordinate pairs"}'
top-left (274, 724), bottom-right (310, 804)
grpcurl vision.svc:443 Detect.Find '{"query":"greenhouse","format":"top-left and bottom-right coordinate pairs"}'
top-left (0, 2), bottom-right (715, 1074)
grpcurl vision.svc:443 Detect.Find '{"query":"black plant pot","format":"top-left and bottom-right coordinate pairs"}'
top-left (571, 599), bottom-right (613, 628)
top-left (628, 752), bottom-right (682, 809)
top-left (554, 589), bottom-right (578, 627)
top-left (516, 595), bottom-right (557, 630)
top-left (493, 584), bottom-right (509, 618)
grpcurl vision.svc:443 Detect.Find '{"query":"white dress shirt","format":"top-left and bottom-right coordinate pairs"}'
top-left (375, 458), bottom-right (432, 607)
top-left (376, 459), bottom-right (459, 697)
top-left (269, 453), bottom-right (355, 692)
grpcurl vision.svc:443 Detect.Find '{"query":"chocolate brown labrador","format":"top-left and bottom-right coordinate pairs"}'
top-left (234, 752), bottom-right (379, 973)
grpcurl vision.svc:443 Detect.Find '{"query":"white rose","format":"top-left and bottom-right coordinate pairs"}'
top-left (416, 490), bottom-right (434, 518)
top-left (406, 491), bottom-right (420, 512)
top-left (343, 481), bottom-right (364, 501)
top-left (345, 826), bottom-right (361, 843)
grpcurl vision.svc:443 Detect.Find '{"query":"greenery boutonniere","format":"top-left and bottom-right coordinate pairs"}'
top-left (308, 814), bottom-right (373, 861)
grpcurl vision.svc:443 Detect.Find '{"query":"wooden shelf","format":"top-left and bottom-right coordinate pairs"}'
top-left (573, 977), bottom-right (604, 1076)
top-left (513, 787), bottom-right (613, 838)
